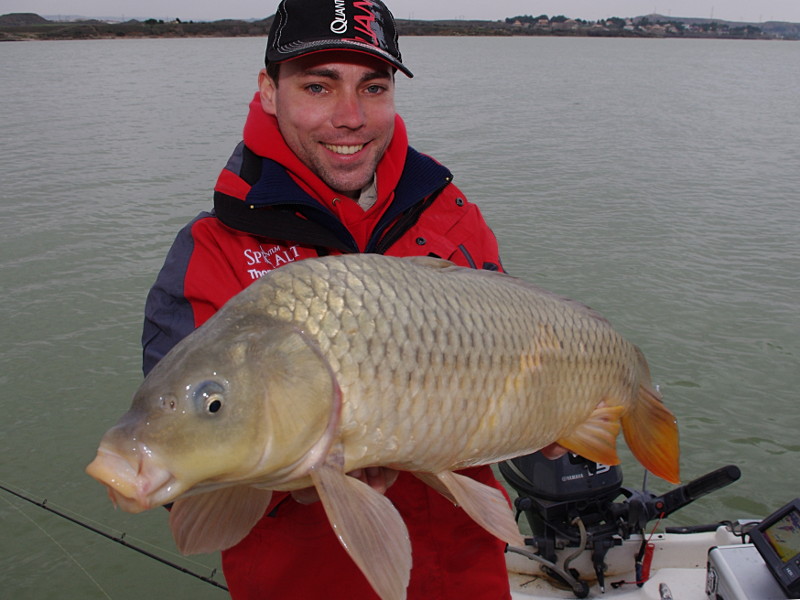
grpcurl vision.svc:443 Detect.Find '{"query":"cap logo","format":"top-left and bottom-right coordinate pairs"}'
top-left (331, 0), bottom-right (348, 34)
top-left (352, 1), bottom-right (378, 46)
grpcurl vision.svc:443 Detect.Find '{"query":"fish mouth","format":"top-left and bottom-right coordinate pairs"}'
top-left (85, 446), bottom-right (180, 513)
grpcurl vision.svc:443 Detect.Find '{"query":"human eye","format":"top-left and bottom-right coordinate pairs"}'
top-left (364, 83), bottom-right (388, 95)
top-left (304, 82), bottom-right (327, 95)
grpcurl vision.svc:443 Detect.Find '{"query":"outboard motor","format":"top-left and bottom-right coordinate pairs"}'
top-left (499, 453), bottom-right (627, 593)
top-left (499, 452), bottom-right (741, 597)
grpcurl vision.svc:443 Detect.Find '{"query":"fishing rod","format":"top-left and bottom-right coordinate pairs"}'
top-left (0, 482), bottom-right (229, 592)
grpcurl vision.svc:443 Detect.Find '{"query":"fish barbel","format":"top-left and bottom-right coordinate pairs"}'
top-left (86, 254), bottom-right (679, 600)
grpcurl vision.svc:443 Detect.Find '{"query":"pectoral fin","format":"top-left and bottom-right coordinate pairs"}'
top-left (557, 404), bottom-right (625, 466)
top-left (421, 471), bottom-right (524, 548)
top-left (169, 486), bottom-right (272, 555)
top-left (310, 460), bottom-right (411, 600)
top-left (412, 471), bottom-right (456, 504)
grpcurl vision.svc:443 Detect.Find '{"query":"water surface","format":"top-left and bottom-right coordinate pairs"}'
top-left (1, 36), bottom-right (798, 598)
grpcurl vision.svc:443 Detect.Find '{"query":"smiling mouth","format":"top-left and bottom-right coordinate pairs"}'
top-left (323, 143), bottom-right (365, 156)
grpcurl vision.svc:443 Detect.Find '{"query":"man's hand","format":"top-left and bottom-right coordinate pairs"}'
top-left (540, 442), bottom-right (569, 460)
top-left (291, 467), bottom-right (400, 505)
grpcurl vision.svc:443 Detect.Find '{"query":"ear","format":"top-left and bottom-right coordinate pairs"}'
top-left (258, 68), bottom-right (277, 116)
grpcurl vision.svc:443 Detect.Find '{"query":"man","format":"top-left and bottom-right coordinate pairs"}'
top-left (142, 0), bottom-right (513, 597)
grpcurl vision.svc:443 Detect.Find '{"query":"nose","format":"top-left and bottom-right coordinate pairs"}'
top-left (331, 90), bottom-right (365, 130)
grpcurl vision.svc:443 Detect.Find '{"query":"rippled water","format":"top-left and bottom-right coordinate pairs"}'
top-left (1, 36), bottom-right (798, 598)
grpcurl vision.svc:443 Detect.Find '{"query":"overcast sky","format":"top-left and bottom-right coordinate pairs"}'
top-left (3, 0), bottom-right (799, 24)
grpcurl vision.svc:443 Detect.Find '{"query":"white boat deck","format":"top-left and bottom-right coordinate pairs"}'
top-left (506, 526), bottom-right (743, 599)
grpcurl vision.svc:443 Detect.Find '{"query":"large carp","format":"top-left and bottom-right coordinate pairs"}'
top-left (86, 254), bottom-right (679, 600)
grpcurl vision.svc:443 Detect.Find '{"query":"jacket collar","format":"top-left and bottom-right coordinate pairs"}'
top-left (241, 93), bottom-right (450, 212)
top-left (220, 93), bottom-right (454, 252)
top-left (243, 93), bottom-right (409, 211)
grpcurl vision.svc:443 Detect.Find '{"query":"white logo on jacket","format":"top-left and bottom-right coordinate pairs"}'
top-left (244, 244), bottom-right (301, 279)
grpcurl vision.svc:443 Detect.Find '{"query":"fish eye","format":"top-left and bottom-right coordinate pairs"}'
top-left (193, 381), bottom-right (226, 416)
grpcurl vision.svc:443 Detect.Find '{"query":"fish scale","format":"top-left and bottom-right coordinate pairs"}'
top-left (281, 257), bottom-right (568, 467)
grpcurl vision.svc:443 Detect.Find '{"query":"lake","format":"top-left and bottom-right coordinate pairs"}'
top-left (1, 35), bottom-right (798, 598)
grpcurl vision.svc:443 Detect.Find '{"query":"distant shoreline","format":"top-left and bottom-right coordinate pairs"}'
top-left (1, 13), bottom-right (798, 42)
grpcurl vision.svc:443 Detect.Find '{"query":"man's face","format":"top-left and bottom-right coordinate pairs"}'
top-left (259, 51), bottom-right (396, 198)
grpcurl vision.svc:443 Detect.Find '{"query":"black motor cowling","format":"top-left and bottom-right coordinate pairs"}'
top-left (500, 452), bottom-right (623, 503)
top-left (499, 452), bottom-right (624, 538)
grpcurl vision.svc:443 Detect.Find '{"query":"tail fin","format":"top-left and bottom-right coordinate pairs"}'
top-left (621, 348), bottom-right (681, 484)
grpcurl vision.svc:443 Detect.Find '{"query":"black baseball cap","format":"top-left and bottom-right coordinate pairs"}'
top-left (265, 0), bottom-right (413, 78)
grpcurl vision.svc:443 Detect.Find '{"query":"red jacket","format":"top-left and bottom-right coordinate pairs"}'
top-left (142, 94), bottom-right (511, 599)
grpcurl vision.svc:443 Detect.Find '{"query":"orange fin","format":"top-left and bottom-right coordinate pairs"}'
top-left (622, 383), bottom-right (681, 484)
top-left (310, 458), bottom-right (411, 600)
top-left (420, 471), bottom-right (524, 548)
top-left (557, 405), bottom-right (625, 466)
top-left (170, 486), bottom-right (272, 554)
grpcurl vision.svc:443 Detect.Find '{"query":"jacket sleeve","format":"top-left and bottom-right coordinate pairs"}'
top-left (142, 217), bottom-right (202, 376)
top-left (438, 183), bottom-right (504, 273)
top-left (457, 202), bottom-right (504, 272)
top-left (141, 212), bottom-right (247, 375)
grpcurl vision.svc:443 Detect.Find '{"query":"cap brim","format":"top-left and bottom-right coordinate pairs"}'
top-left (267, 40), bottom-right (413, 78)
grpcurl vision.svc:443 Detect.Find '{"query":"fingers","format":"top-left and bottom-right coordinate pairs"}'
top-left (291, 467), bottom-right (400, 505)
top-left (364, 467), bottom-right (399, 493)
top-left (350, 467), bottom-right (399, 494)
top-left (291, 486), bottom-right (321, 504)
top-left (540, 442), bottom-right (569, 460)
